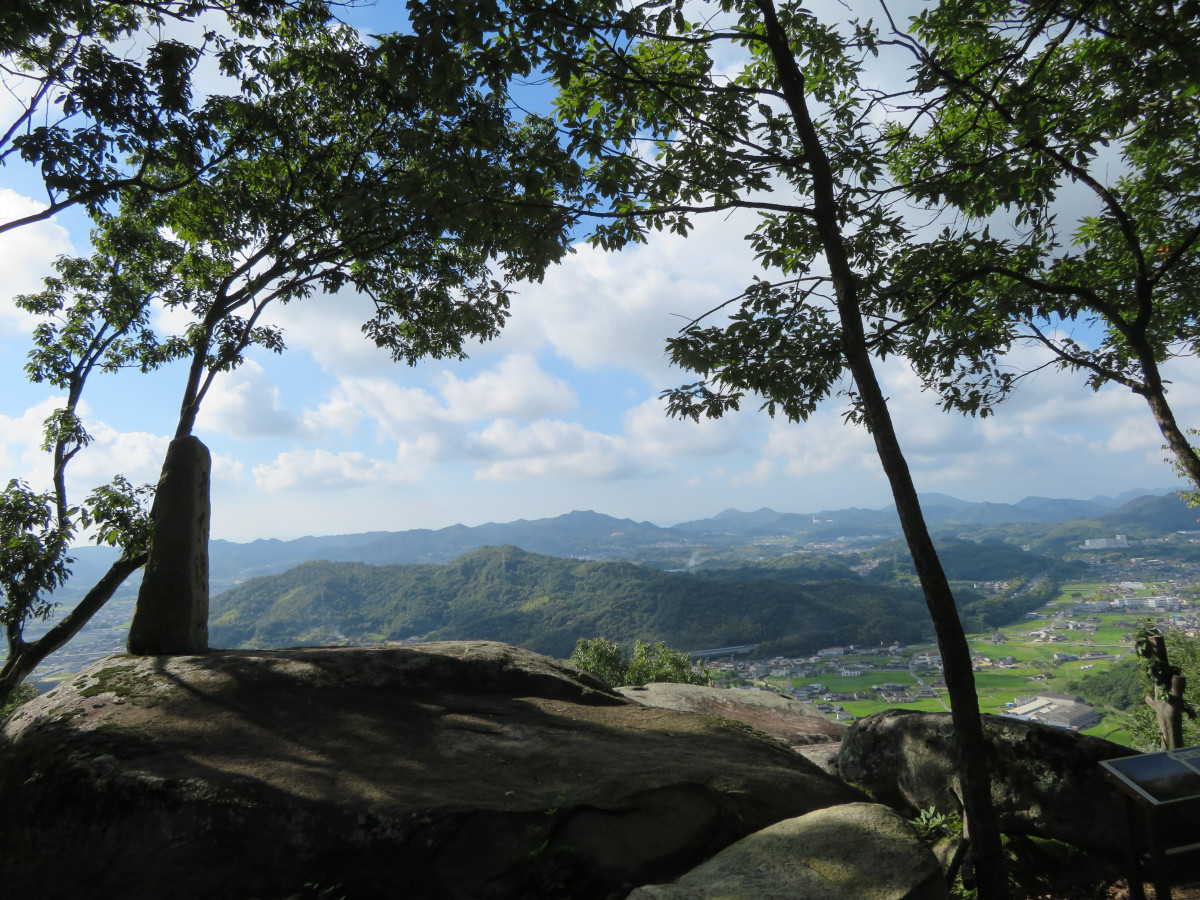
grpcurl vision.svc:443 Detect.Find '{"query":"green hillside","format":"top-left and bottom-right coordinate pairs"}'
top-left (209, 545), bottom-right (937, 657)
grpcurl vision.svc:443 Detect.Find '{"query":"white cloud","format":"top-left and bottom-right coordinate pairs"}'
top-left (67, 421), bottom-right (171, 489)
top-left (334, 377), bottom-right (448, 441)
top-left (0, 398), bottom-right (170, 493)
top-left (437, 354), bottom-right (576, 422)
top-left (622, 396), bottom-right (745, 458)
top-left (498, 213), bottom-right (762, 380)
top-left (209, 452), bottom-right (246, 489)
top-left (0, 189), bottom-right (74, 333)
top-left (304, 355), bottom-right (581, 453)
top-left (194, 360), bottom-right (303, 438)
top-left (0, 395), bottom-right (252, 505)
top-left (252, 449), bottom-right (416, 492)
top-left (730, 458), bottom-right (777, 486)
top-left (762, 413), bottom-right (879, 479)
top-left (0, 396), bottom-right (62, 480)
top-left (266, 289), bottom-right (406, 377)
top-left (300, 393), bottom-right (364, 437)
top-left (469, 418), bottom-right (652, 481)
top-left (392, 432), bottom-right (446, 471)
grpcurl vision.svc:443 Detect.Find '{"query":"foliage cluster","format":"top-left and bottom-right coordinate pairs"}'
top-left (957, 574), bottom-right (1063, 634)
top-left (0, 681), bottom-right (38, 722)
top-left (1073, 627), bottom-right (1200, 750)
top-left (1061, 657), bottom-right (1144, 712)
top-left (1129, 623), bottom-right (1200, 749)
top-left (565, 636), bottom-right (705, 687)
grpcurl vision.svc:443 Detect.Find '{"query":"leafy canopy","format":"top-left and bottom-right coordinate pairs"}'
top-left (0, 0), bottom-right (329, 232)
top-left (0, 0), bottom-right (587, 697)
top-left (567, 636), bottom-right (706, 688)
top-left (884, 0), bottom-right (1200, 491)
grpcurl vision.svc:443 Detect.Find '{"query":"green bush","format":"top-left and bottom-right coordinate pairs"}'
top-left (1, 681), bottom-right (38, 721)
top-left (566, 637), bottom-right (706, 687)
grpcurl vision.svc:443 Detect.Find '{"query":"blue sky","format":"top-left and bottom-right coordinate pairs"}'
top-left (1, 3), bottom-right (1194, 542)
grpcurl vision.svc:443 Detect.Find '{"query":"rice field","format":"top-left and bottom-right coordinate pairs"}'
top-left (782, 579), bottom-right (1151, 741)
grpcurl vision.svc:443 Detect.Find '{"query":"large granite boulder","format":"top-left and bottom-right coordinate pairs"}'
top-left (628, 801), bottom-right (949, 900)
top-left (617, 683), bottom-right (846, 751)
top-left (0, 642), bottom-right (864, 900)
top-left (838, 709), bottom-right (1132, 853)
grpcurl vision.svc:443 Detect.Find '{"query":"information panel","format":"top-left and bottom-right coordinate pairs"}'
top-left (1101, 747), bottom-right (1200, 807)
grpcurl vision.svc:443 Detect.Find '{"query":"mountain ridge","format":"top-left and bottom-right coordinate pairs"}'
top-left (64, 488), bottom-right (1188, 596)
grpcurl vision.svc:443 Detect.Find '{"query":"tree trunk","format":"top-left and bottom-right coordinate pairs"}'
top-left (1136, 349), bottom-right (1200, 493)
top-left (127, 435), bottom-right (211, 655)
top-left (752, 2), bottom-right (1008, 895)
top-left (1145, 674), bottom-right (1187, 750)
top-left (849, 352), bottom-right (1007, 897)
top-left (0, 552), bottom-right (146, 708)
top-left (1142, 634), bottom-right (1188, 749)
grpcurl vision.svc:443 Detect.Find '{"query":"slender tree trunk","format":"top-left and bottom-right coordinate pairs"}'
top-left (174, 338), bottom-right (211, 439)
top-left (1135, 347), bottom-right (1200, 491)
top-left (0, 553), bottom-right (146, 707)
top-left (753, 1), bottom-right (1008, 895)
top-left (844, 339), bottom-right (1008, 897)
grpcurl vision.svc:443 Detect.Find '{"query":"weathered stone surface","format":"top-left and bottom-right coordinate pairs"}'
top-left (0, 642), bottom-right (864, 900)
top-left (627, 801), bottom-right (949, 900)
top-left (796, 741), bottom-right (842, 777)
top-left (128, 434), bottom-right (211, 654)
top-left (838, 709), bottom-right (1132, 852)
top-left (617, 683), bottom-right (846, 751)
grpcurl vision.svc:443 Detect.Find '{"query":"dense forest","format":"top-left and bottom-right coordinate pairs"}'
top-left (209, 545), bottom-right (939, 656)
top-left (209, 542), bottom-right (1068, 657)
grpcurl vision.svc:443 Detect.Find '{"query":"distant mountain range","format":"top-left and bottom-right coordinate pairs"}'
top-left (64, 487), bottom-right (1192, 597)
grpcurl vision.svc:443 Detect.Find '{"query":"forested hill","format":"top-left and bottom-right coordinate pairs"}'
top-left (208, 545), bottom-right (937, 657)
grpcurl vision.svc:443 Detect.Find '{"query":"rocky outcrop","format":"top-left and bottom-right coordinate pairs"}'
top-left (838, 709), bottom-right (1132, 853)
top-left (0, 642), bottom-right (864, 900)
top-left (628, 801), bottom-right (948, 900)
top-left (616, 682), bottom-right (847, 749)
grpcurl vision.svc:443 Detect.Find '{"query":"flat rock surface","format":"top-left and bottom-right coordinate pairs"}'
top-left (628, 801), bottom-right (948, 900)
top-left (1, 642), bottom-right (863, 900)
top-left (617, 683), bottom-right (846, 750)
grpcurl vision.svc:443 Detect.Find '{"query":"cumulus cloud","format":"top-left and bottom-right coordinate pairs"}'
top-left (714, 339), bottom-right (1198, 506)
top-left (307, 354), bottom-right (580, 448)
top-left (761, 413), bottom-right (879, 479)
top-left (621, 396), bottom-right (745, 459)
top-left (469, 419), bottom-right (653, 481)
top-left (265, 289), bottom-right (409, 377)
top-left (0, 189), bottom-right (74, 333)
top-left (0, 395), bottom-right (172, 495)
top-left (300, 393), bottom-right (364, 438)
top-left (68, 421), bottom-right (172, 488)
top-left (194, 360), bottom-right (304, 438)
top-left (0, 396), bottom-right (62, 480)
top-left (252, 448), bottom-right (416, 492)
top-left (730, 458), bottom-right (777, 486)
top-left (333, 377), bottom-right (449, 442)
top-left (437, 354), bottom-right (576, 422)
top-left (497, 212), bottom-right (763, 380)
